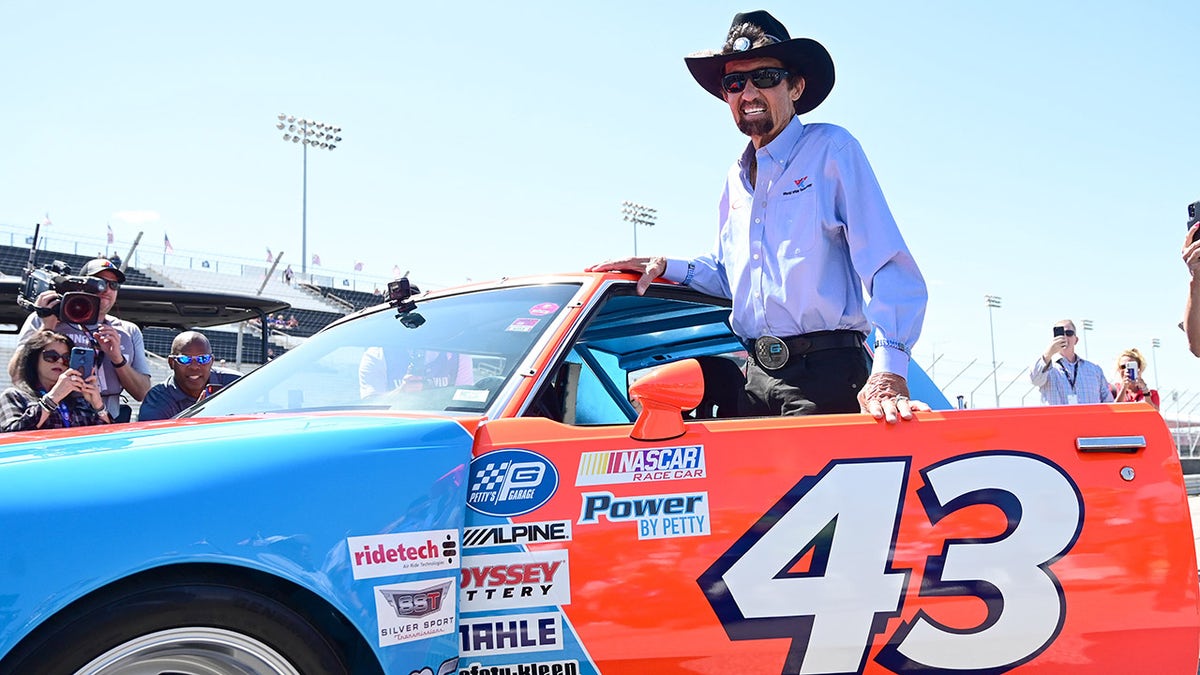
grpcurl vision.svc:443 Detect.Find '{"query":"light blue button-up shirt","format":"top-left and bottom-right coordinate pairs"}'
top-left (664, 117), bottom-right (927, 377)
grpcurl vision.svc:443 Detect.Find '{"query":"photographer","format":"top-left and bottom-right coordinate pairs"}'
top-left (1029, 319), bottom-right (1113, 406)
top-left (10, 258), bottom-right (150, 419)
top-left (1110, 348), bottom-right (1160, 409)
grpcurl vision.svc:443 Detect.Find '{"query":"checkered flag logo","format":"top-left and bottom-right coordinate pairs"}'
top-left (471, 461), bottom-right (511, 492)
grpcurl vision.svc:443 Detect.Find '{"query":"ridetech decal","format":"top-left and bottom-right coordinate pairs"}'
top-left (347, 529), bottom-right (459, 580)
top-left (460, 549), bottom-right (571, 613)
top-left (575, 445), bottom-right (705, 486)
top-left (459, 612), bottom-right (564, 656)
top-left (578, 491), bottom-right (710, 540)
top-left (463, 519), bottom-right (572, 548)
top-left (374, 577), bottom-right (457, 647)
top-left (699, 453), bottom-right (1083, 674)
top-left (468, 449), bottom-right (560, 517)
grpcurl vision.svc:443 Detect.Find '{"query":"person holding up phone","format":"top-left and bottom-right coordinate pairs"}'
top-left (1109, 348), bottom-right (1159, 409)
top-left (1181, 201), bottom-right (1200, 356)
top-left (1029, 320), bottom-right (1114, 406)
top-left (0, 330), bottom-right (111, 431)
top-left (137, 331), bottom-right (241, 421)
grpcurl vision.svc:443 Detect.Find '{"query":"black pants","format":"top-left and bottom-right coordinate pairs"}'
top-left (739, 346), bottom-right (869, 417)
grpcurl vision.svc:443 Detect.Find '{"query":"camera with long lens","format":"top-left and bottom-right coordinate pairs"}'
top-left (18, 261), bottom-right (104, 326)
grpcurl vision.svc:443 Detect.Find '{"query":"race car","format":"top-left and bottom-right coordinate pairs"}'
top-left (0, 272), bottom-right (1195, 675)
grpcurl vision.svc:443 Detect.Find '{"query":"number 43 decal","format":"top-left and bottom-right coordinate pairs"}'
top-left (697, 452), bottom-right (1084, 675)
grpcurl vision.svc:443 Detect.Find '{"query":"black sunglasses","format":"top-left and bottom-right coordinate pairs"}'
top-left (721, 67), bottom-right (790, 94)
top-left (40, 350), bottom-right (69, 364)
top-left (1063, 330), bottom-right (1076, 336)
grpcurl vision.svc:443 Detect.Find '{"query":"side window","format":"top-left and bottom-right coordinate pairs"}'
top-left (526, 288), bottom-right (742, 425)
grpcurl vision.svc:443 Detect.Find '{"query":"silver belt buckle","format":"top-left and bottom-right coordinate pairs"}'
top-left (754, 336), bottom-right (788, 370)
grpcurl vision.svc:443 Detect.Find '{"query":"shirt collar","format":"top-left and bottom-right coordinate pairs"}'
top-left (737, 116), bottom-right (804, 182)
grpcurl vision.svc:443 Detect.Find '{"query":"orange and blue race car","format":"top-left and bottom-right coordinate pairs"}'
top-left (0, 272), bottom-right (1195, 675)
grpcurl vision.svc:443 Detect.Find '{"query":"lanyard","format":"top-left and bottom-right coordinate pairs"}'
top-left (39, 391), bottom-right (72, 428)
top-left (1058, 359), bottom-right (1079, 391)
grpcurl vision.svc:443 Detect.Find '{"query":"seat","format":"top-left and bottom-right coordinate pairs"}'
top-left (689, 356), bottom-right (746, 419)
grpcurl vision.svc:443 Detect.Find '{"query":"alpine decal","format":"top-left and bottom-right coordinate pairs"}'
top-left (578, 491), bottom-right (710, 540)
top-left (374, 577), bottom-right (457, 647)
top-left (460, 549), bottom-right (570, 612)
top-left (463, 520), bottom-right (572, 548)
top-left (459, 611), bottom-right (564, 656)
top-left (575, 445), bottom-right (705, 486)
top-left (468, 448), bottom-right (559, 517)
top-left (348, 529), bottom-right (459, 579)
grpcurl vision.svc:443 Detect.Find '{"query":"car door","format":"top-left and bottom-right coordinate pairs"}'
top-left (466, 402), bottom-right (1197, 675)
top-left (458, 284), bottom-right (1199, 674)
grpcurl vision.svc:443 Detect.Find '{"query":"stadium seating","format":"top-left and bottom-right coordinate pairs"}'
top-left (0, 245), bottom-right (161, 287)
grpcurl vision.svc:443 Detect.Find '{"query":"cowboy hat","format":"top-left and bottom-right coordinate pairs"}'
top-left (685, 10), bottom-right (835, 115)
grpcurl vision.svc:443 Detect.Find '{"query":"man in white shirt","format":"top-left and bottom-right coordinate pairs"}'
top-left (590, 10), bottom-right (927, 423)
top-left (1030, 320), bottom-right (1112, 405)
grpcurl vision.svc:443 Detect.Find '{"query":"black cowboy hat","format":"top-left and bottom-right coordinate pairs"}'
top-left (685, 10), bottom-right (835, 115)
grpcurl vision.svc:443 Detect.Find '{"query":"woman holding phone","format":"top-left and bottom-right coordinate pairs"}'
top-left (1110, 348), bottom-right (1159, 409)
top-left (0, 330), bottom-right (111, 431)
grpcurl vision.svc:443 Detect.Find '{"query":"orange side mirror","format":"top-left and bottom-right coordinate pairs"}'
top-left (629, 359), bottom-right (705, 441)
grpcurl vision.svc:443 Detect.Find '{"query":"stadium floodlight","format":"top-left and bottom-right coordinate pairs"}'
top-left (621, 201), bottom-right (658, 256)
top-left (275, 113), bottom-right (346, 275)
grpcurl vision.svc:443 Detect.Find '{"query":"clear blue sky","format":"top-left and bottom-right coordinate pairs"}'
top-left (2, 1), bottom-right (1199, 409)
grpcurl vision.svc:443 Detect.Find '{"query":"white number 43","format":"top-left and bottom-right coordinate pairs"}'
top-left (698, 453), bottom-right (1083, 675)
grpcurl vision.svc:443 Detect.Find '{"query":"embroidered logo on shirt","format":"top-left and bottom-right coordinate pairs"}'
top-left (782, 176), bottom-right (812, 196)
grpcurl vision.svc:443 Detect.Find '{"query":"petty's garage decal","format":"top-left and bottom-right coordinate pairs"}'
top-left (468, 449), bottom-right (560, 517)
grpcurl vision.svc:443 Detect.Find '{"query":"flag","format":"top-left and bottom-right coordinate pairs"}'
top-left (266, 247), bottom-right (274, 262)
top-left (40, 213), bottom-right (52, 227)
top-left (106, 223), bottom-right (114, 244)
top-left (354, 261), bottom-right (363, 272)
top-left (311, 253), bottom-right (321, 266)
top-left (164, 233), bottom-right (174, 253)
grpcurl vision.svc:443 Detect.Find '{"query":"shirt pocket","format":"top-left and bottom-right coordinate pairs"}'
top-left (771, 183), bottom-right (819, 254)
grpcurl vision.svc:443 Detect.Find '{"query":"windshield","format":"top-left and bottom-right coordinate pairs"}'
top-left (184, 283), bottom-right (581, 417)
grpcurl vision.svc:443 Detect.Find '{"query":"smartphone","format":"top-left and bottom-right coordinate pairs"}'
top-left (1053, 326), bottom-right (1066, 338)
top-left (1126, 363), bottom-right (1138, 381)
top-left (69, 347), bottom-right (95, 379)
top-left (1189, 201), bottom-right (1200, 244)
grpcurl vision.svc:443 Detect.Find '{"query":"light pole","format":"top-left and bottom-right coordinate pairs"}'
top-left (986, 295), bottom-right (1001, 407)
top-left (1152, 337), bottom-right (1161, 388)
top-left (276, 113), bottom-right (343, 275)
top-left (621, 201), bottom-right (657, 256)
top-left (1080, 319), bottom-right (1094, 359)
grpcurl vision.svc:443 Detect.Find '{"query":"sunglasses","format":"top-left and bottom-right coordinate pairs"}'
top-left (1063, 330), bottom-right (1076, 336)
top-left (170, 354), bottom-right (214, 365)
top-left (40, 350), bottom-right (69, 364)
top-left (721, 67), bottom-right (790, 94)
top-left (96, 279), bottom-right (121, 293)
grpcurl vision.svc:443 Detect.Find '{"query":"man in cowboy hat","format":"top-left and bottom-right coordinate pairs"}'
top-left (591, 10), bottom-right (927, 423)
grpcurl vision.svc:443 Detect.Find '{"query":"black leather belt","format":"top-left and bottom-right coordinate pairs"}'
top-left (745, 330), bottom-right (865, 371)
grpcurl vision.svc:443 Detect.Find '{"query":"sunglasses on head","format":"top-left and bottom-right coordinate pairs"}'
top-left (721, 67), bottom-right (790, 94)
top-left (171, 354), bottom-right (213, 365)
top-left (40, 350), bottom-right (69, 364)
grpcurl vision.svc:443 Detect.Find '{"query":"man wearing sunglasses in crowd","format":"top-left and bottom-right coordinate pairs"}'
top-left (1030, 320), bottom-right (1113, 405)
top-left (11, 258), bottom-right (151, 420)
top-left (137, 331), bottom-right (241, 421)
top-left (590, 10), bottom-right (927, 423)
